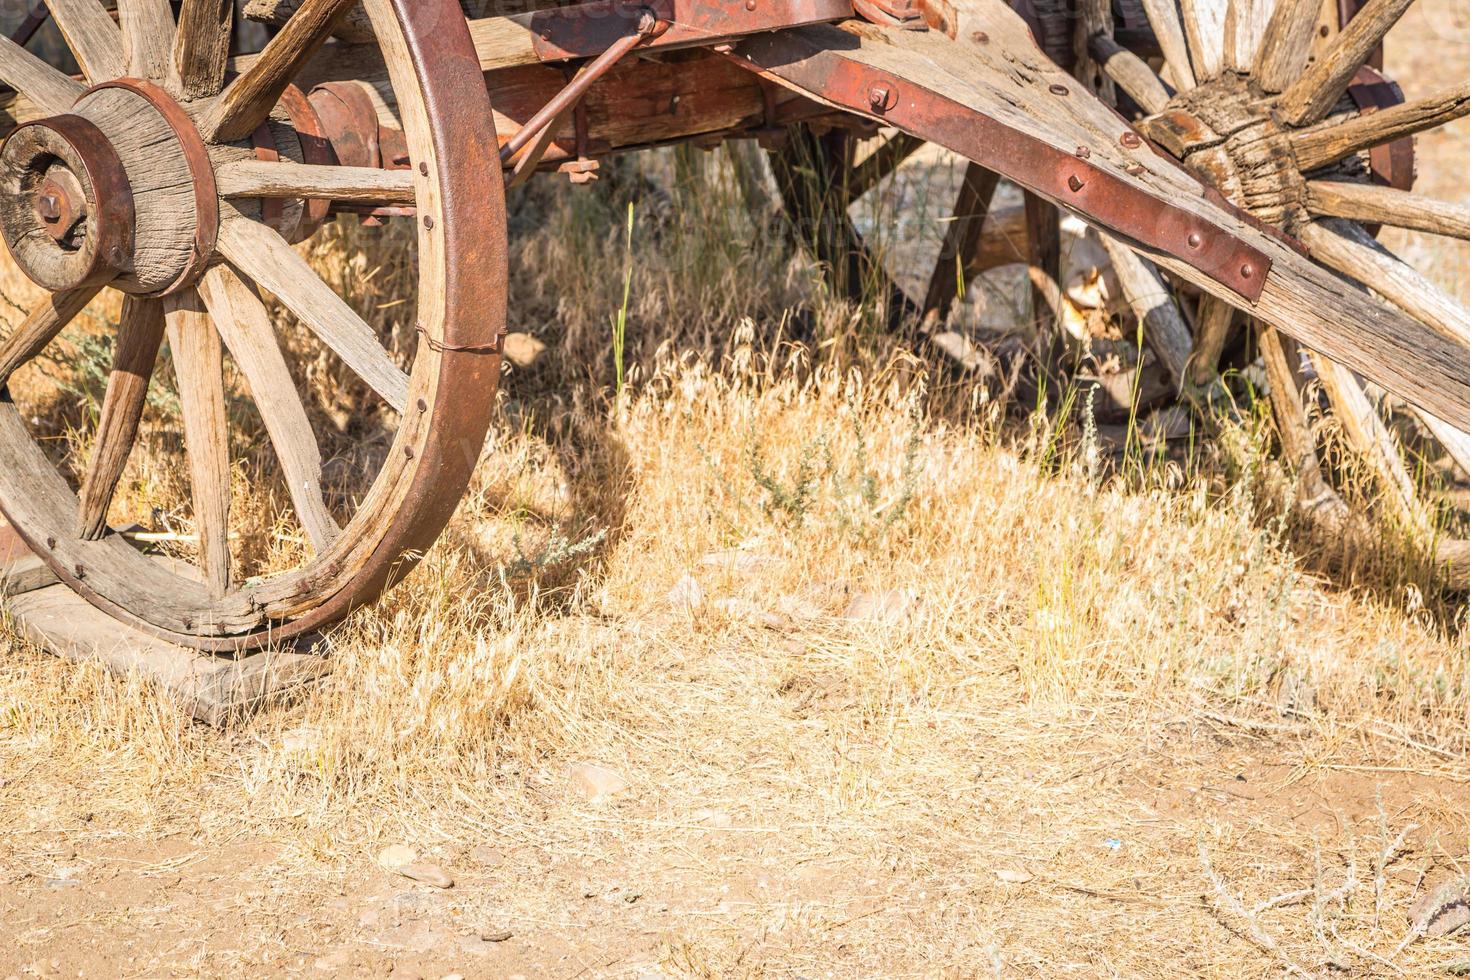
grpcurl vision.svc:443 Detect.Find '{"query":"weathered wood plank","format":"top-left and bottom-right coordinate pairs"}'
top-left (1180, 0), bottom-right (1227, 80)
top-left (1139, 0), bottom-right (1197, 90)
top-left (1100, 233), bottom-right (1194, 388)
top-left (5, 581), bottom-right (328, 726)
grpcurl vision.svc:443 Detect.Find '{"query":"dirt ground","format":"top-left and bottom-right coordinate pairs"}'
top-left (7, 4), bottom-right (1470, 980)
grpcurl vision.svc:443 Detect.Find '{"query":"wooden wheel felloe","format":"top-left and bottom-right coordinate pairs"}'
top-left (0, 0), bottom-right (508, 649)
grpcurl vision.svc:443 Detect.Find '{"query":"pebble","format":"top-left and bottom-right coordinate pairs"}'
top-left (567, 762), bottom-right (630, 803)
top-left (470, 844), bottom-right (505, 868)
top-left (1410, 876), bottom-right (1470, 937)
top-left (480, 929), bottom-right (513, 943)
top-left (395, 862), bottom-right (454, 889)
top-left (501, 332), bottom-right (547, 369)
top-left (995, 868), bottom-right (1034, 884)
top-left (378, 844), bottom-right (418, 869)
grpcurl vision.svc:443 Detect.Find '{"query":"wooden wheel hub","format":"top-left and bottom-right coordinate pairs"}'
top-left (0, 80), bottom-right (220, 298)
top-left (0, 114), bottom-right (135, 291)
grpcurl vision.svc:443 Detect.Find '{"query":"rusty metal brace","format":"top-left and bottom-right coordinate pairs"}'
top-left (500, 10), bottom-right (659, 167)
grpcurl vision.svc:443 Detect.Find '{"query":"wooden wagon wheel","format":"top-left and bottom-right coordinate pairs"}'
top-left (1076, 0), bottom-right (1470, 557)
top-left (0, 0), bottom-right (507, 650)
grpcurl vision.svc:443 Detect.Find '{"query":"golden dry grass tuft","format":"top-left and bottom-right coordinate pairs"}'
top-left (6, 94), bottom-right (1470, 980)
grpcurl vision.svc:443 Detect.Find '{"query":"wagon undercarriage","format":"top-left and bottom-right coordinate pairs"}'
top-left (0, 0), bottom-right (1466, 650)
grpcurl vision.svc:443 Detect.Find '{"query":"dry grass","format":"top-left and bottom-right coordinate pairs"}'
top-left (6, 44), bottom-right (1470, 978)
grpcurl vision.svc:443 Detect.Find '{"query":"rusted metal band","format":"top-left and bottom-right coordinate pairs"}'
top-left (1347, 65), bottom-right (1415, 195)
top-left (415, 324), bottom-right (504, 354)
top-left (529, 0), bottom-right (853, 61)
top-left (87, 78), bottom-right (218, 297)
top-left (278, 84), bottom-right (335, 235)
top-left (731, 36), bottom-right (1272, 300)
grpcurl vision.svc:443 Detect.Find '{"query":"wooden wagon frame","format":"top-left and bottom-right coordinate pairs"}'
top-left (0, 0), bottom-right (1466, 655)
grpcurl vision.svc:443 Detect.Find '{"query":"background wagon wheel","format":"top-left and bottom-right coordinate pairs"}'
top-left (0, 0), bottom-right (507, 650)
top-left (1069, 0), bottom-right (1470, 571)
top-left (765, 123), bottom-right (1065, 376)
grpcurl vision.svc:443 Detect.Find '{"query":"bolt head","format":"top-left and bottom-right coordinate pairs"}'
top-left (1049, 83), bottom-right (1069, 96)
top-left (869, 85), bottom-right (891, 109)
top-left (1240, 263), bottom-right (1255, 279)
top-left (1187, 232), bottom-right (1202, 248)
top-left (1066, 174), bottom-right (1085, 193)
top-left (1120, 132), bottom-right (1142, 149)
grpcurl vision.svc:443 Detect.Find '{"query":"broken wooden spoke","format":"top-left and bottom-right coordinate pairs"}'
top-left (1290, 79), bottom-right (1470, 172)
top-left (1276, 0), bottom-right (1416, 127)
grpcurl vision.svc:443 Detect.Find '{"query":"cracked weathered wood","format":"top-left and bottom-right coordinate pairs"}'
top-left (1276, 0), bottom-right (1414, 126)
top-left (173, 0), bottom-right (235, 98)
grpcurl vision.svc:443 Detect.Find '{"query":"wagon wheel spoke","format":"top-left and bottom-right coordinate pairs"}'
top-left (215, 160), bottom-right (417, 206)
top-left (197, 263), bottom-right (340, 553)
top-left (44, 0), bottom-right (126, 83)
top-left (1253, 0), bottom-right (1323, 92)
top-left (922, 162), bottom-right (999, 329)
top-left (1097, 233), bottom-right (1194, 389)
top-left (118, 0), bottom-right (176, 81)
top-left (1089, 34), bottom-right (1172, 113)
top-left (77, 296), bottom-right (166, 541)
top-left (845, 131), bottom-right (925, 205)
top-left (1289, 81), bottom-right (1470, 172)
top-left (216, 206), bottom-right (410, 412)
top-left (1139, 0), bottom-right (1196, 90)
top-left (165, 290), bottom-right (231, 598)
top-left (201, 0), bottom-right (360, 143)
top-left (1179, 0), bottom-right (1226, 81)
top-left (1185, 293), bottom-right (1237, 387)
top-left (173, 0), bottom-right (234, 98)
top-left (0, 34), bottom-right (85, 114)
top-left (1277, 0), bottom-right (1416, 126)
top-left (0, 286), bottom-right (103, 388)
top-left (1306, 181), bottom-right (1470, 240)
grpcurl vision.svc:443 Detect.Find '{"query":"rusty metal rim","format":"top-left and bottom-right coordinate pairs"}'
top-left (309, 81), bottom-right (385, 169)
top-left (85, 78), bottom-right (219, 298)
top-left (278, 84), bottom-right (335, 235)
top-left (27, 0), bottom-right (507, 653)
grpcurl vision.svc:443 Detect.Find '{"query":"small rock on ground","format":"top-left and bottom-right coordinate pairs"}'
top-left (1410, 875), bottom-right (1470, 937)
top-left (378, 844), bottom-right (418, 869)
top-left (567, 762), bottom-right (630, 803)
top-left (395, 862), bottom-right (454, 889)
